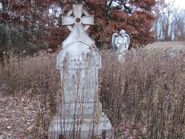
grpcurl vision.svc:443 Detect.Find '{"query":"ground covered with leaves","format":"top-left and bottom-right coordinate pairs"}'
top-left (0, 91), bottom-right (39, 138)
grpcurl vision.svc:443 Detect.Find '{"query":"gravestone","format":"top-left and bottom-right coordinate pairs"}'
top-left (166, 47), bottom-right (180, 58)
top-left (112, 30), bottom-right (130, 61)
top-left (48, 4), bottom-right (113, 139)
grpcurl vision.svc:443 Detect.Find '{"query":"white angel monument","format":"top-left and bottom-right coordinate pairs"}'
top-left (48, 4), bottom-right (113, 139)
top-left (112, 30), bottom-right (130, 61)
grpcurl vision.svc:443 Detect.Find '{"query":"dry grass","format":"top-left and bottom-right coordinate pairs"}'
top-left (0, 52), bottom-right (61, 139)
top-left (100, 47), bottom-right (185, 139)
top-left (146, 41), bottom-right (185, 50)
top-left (0, 42), bottom-right (185, 139)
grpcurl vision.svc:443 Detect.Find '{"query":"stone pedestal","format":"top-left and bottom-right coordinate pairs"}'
top-left (49, 112), bottom-right (113, 139)
top-left (49, 102), bottom-right (113, 139)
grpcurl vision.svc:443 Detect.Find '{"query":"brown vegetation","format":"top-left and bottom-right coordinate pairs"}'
top-left (0, 44), bottom-right (185, 138)
top-left (0, 53), bottom-right (61, 139)
top-left (0, 0), bottom-right (156, 51)
top-left (100, 48), bottom-right (185, 138)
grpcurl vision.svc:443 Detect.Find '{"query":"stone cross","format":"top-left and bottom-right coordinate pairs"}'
top-left (112, 29), bottom-right (130, 61)
top-left (48, 4), bottom-right (113, 139)
top-left (62, 4), bottom-right (94, 31)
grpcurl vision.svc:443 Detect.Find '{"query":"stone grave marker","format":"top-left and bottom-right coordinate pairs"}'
top-left (48, 4), bottom-right (113, 139)
top-left (166, 47), bottom-right (180, 58)
top-left (112, 29), bottom-right (130, 61)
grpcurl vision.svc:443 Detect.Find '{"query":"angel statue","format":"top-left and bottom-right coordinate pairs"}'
top-left (112, 29), bottom-right (130, 61)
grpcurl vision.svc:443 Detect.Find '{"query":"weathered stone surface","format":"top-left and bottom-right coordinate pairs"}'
top-left (57, 42), bottom-right (101, 104)
top-left (60, 102), bottom-right (102, 118)
top-left (49, 113), bottom-right (113, 139)
top-left (49, 4), bottom-right (113, 139)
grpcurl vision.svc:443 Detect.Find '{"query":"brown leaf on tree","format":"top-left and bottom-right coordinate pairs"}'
top-left (1, 0), bottom-right (158, 50)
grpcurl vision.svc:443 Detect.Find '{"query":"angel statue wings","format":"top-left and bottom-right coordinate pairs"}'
top-left (112, 29), bottom-right (130, 60)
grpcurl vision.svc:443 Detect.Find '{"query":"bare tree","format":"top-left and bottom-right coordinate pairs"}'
top-left (173, 9), bottom-right (185, 40)
top-left (153, 0), bottom-right (176, 41)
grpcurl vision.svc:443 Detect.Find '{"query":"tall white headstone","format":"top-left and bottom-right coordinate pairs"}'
top-left (112, 29), bottom-right (130, 61)
top-left (48, 4), bottom-right (113, 139)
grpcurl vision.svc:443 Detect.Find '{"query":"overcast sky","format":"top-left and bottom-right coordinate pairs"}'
top-left (166, 0), bottom-right (185, 9)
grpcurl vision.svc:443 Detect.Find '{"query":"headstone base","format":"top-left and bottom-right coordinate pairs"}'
top-left (48, 113), bottom-right (113, 139)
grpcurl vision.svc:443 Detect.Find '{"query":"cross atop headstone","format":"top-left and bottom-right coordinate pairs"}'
top-left (62, 4), bottom-right (94, 31)
top-left (61, 4), bottom-right (95, 51)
